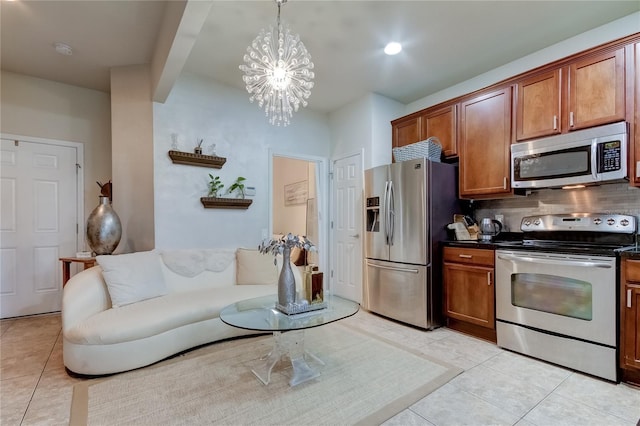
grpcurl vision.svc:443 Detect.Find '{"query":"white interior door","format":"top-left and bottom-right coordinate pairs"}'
top-left (1, 138), bottom-right (78, 318)
top-left (331, 153), bottom-right (363, 303)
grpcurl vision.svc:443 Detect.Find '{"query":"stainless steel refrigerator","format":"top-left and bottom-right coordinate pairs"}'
top-left (364, 158), bottom-right (457, 329)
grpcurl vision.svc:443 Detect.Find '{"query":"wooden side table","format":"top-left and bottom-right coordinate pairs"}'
top-left (60, 257), bottom-right (97, 286)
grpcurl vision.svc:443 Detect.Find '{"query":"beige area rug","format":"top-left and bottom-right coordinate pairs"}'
top-left (70, 323), bottom-right (462, 425)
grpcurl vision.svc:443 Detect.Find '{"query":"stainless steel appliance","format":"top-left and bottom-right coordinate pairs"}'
top-left (479, 218), bottom-right (502, 241)
top-left (495, 213), bottom-right (637, 382)
top-left (364, 158), bottom-right (457, 329)
top-left (511, 121), bottom-right (628, 189)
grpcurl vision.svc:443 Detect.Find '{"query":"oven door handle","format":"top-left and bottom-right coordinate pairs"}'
top-left (497, 254), bottom-right (612, 269)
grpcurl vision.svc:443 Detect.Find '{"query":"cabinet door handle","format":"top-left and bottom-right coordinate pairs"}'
top-left (628, 289), bottom-right (632, 308)
top-left (569, 111), bottom-right (574, 127)
top-left (553, 115), bottom-right (558, 130)
top-left (458, 254), bottom-right (473, 259)
top-left (487, 271), bottom-right (492, 286)
top-left (636, 161), bottom-right (640, 179)
top-left (503, 177), bottom-right (507, 190)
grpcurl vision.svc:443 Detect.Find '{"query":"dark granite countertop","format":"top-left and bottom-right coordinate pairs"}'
top-left (443, 240), bottom-right (640, 258)
top-left (442, 232), bottom-right (523, 251)
top-left (618, 246), bottom-right (640, 259)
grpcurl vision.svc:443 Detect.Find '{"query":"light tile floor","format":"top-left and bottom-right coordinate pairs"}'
top-left (1, 310), bottom-right (639, 425)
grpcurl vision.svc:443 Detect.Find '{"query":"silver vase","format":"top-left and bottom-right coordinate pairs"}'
top-left (278, 246), bottom-right (296, 307)
top-left (86, 196), bottom-right (122, 255)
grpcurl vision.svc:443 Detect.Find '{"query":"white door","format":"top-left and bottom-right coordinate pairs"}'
top-left (1, 138), bottom-right (78, 318)
top-left (331, 153), bottom-right (363, 303)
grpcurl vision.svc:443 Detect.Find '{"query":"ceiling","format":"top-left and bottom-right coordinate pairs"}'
top-left (2, 1), bottom-right (639, 114)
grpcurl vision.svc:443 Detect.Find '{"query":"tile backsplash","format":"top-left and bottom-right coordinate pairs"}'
top-left (474, 182), bottom-right (640, 233)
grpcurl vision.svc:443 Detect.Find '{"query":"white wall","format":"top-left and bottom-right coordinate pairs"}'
top-left (371, 93), bottom-right (405, 167)
top-left (0, 71), bottom-right (111, 224)
top-left (153, 73), bottom-right (330, 249)
top-left (110, 65), bottom-right (155, 253)
top-left (329, 93), bottom-right (403, 170)
top-left (405, 12), bottom-right (640, 115)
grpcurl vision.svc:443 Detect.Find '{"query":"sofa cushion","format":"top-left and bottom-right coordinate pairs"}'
top-left (64, 284), bottom-right (277, 345)
top-left (236, 248), bottom-right (278, 285)
top-left (96, 251), bottom-right (168, 308)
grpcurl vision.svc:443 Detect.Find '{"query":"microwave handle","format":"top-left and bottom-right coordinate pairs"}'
top-left (591, 141), bottom-right (598, 180)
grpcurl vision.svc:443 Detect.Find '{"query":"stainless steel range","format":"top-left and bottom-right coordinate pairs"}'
top-left (495, 213), bottom-right (637, 382)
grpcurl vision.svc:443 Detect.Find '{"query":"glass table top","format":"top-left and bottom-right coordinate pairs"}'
top-left (220, 294), bottom-right (360, 332)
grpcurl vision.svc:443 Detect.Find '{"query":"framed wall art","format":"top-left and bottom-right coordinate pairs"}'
top-left (284, 180), bottom-right (308, 206)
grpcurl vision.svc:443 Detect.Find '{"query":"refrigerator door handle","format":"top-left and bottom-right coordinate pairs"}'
top-left (366, 261), bottom-right (419, 274)
top-left (383, 180), bottom-right (389, 244)
top-left (388, 180), bottom-right (395, 246)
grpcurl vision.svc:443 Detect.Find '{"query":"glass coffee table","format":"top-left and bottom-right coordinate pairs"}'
top-left (220, 294), bottom-right (359, 386)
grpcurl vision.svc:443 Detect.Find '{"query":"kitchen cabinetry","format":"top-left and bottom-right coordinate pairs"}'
top-left (621, 258), bottom-right (640, 385)
top-left (443, 246), bottom-right (496, 342)
top-left (391, 104), bottom-right (457, 158)
top-left (459, 87), bottom-right (512, 199)
top-left (391, 115), bottom-right (420, 149)
top-left (515, 48), bottom-right (625, 141)
top-left (420, 105), bottom-right (457, 157)
top-left (516, 69), bottom-right (561, 140)
top-left (567, 48), bottom-right (625, 131)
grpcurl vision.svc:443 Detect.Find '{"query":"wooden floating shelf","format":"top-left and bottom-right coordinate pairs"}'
top-left (200, 197), bottom-right (252, 209)
top-left (168, 150), bottom-right (226, 168)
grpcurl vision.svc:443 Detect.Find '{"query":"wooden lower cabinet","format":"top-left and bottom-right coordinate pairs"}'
top-left (443, 247), bottom-right (496, 342)
top-left (621, 258), bottom-right (640, 385)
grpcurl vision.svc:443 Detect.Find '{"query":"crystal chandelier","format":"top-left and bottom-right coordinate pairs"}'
top-left (239, 0), bottom-right (314, 127)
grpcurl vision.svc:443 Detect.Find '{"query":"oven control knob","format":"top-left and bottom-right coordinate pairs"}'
top-left (523, 220), bottom-right (531, 226)
top-left (621, 219), bottom-right (630, 227)
top-left (607, 218), bottom-right (615, 226)
top-left (533, 219), bottom-right (541, 226)
top-left (593, 218), bottom-right (602, 225)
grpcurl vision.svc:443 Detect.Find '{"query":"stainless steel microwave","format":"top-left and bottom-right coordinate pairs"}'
top-left (511, 121), bottom-right (628, 189)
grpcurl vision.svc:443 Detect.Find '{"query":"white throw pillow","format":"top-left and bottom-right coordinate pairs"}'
top-left (236, 248), bottom-right (278, 285)
top-left (97, 251), bottom-right (168, 308)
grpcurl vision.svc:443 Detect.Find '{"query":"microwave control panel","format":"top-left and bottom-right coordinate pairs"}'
top-left (598, 140), bottom-right (621, 172)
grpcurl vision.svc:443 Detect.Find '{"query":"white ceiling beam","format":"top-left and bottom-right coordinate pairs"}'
top-left (151, 0), bottom-right (213, 103)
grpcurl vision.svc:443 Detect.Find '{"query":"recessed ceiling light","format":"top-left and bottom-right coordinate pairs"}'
top-left (54, 42), bottom-right (73, 56)
top-left (384, 42), bottom-right (402, 55)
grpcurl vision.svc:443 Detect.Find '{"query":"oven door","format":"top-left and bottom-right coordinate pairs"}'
top-left (495, 250), bottom-right (616, 347)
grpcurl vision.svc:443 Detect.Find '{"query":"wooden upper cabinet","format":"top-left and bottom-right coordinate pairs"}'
top-left (459, 87), bottom-right (512, 198)
top-left (420, 105), bottom-right (458, 157)
top-left (516, 69), bottom-right (562, 141)
top-left (567, 48), bottom-right (625, 131)
top-left (392, 115), bottom-right (421, 149)
top-left (515, 48), bottom-right (626, 141)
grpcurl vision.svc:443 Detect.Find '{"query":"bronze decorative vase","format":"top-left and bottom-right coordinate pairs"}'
top-left (86, 196), bottom-right (122, 255)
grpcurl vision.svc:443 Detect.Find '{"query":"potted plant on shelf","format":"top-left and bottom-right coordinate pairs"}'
top-left (201, 174), bottom-right (253, 209)
top-left (227, 176), bottom-right (247, 199)
top-left (207, 174), bottom-right (224, 198)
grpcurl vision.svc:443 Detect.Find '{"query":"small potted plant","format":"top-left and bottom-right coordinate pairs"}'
top-left (226, 176), bottom-right (247, 199)
top-left (207, 174), bottom-right (224, 197)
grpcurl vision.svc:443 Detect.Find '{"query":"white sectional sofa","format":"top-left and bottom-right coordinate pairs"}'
top-left (62, 248), bottom-right (300, 375)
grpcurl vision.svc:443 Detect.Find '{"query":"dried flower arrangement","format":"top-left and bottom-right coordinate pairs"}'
top-left (258, 233), bottom-right (315, 257)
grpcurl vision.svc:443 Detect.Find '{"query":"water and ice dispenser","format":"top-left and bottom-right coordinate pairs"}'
top-left (366, 197), bottom-right (380, 232)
